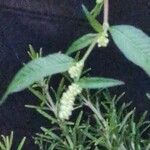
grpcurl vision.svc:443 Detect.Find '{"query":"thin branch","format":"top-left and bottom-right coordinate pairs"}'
top-left (103, 0), bottom-right (109, 32)
top-left (39, 80), bottom-right (57, 116)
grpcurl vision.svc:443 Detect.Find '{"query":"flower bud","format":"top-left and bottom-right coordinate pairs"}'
top-left (97, 32), bottom-right (109, 47)
top-left (68, 61), bottom-right (84, 79)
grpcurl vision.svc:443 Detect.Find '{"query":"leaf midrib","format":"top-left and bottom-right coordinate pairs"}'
top-left (111, 27), bottom-right (148, 58)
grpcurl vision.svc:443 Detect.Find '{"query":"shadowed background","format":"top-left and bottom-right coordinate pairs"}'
top-left (0, 0), bottom-right (150, 149)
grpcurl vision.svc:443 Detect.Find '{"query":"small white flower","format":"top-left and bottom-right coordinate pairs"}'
top-left (58, 83), bottom-right (82, 120)
top-left (97, 32), bottom-right (109, 47)
top-left (68, 61), bottom-right (84, 79)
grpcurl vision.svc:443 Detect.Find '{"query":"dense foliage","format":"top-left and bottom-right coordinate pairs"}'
top-left (0, 0), bottom-right (150, 149)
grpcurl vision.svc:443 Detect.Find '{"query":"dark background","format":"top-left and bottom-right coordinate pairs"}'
top-left (0, 0), bottom-right (150, 149)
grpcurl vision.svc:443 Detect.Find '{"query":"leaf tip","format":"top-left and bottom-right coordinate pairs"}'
top-left (81, 4), bottom-right (87, 12)
top-left (81, 4), bottom-right (85, 8)
top-left (146, 93), bottom-right (150, 100)
top-left (0, 92), bottom-right (8, 105)
top-left (118, 80), bottom-right (125, 86)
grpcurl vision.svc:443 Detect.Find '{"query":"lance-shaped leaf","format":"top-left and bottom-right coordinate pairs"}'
top-left (82, 5), bottom-right (103, 33)
top-left (77, 77), bottom-right (124, 89)
top-left (66, 33), bottom-right (97, 55)
top-left (91, 3), bottom-right (103, 18)
top-left (1, 53), bottom-right (74, 104)
top-left (17, 137), bottom-right (26, 150)
top-left (110, 25), bottom-right (150, 76)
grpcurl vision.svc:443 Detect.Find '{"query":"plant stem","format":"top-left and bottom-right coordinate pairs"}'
top-left (82, 39), bottom-right (97, 63)
top-left (103, 0), bottom-right (109, 32)
top-left (58, 120), bottom-right (74, 149)
top-left (80, 94), bottom-right (107, 128)
top-left (40, 81), bottom-right (57, 116)
top-left (85, 100), bottom-right (106, 128)
top-left (81, 94), bottom-right (113, 149)
top-left (45, 86), bottom-right (56, 114)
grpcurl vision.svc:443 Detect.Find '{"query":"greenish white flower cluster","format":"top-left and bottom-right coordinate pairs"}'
top-left (97, 32), bottom-right (109, 47)
top-left (58, 83), bottom-right (82, 120)
top-left (68, 61), bottom-right (84, 79)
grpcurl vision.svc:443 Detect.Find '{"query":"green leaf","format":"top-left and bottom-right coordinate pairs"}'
top-left (66, 33), bottom-right (97, 55)
top-left (91, 3), bottom-right (103, 18)
top-left (146, 93), bottom-right (150, 99)
top-left (77, 77), bottom-right (124, 89)
top-left (17, 137), bottom-right (26, 150)
top-left (28, 44), bottom-right (38, 59)
top-left (82, 5), bottom-right (103, 33)
top-left (119, 110), bottom-right (134, 132)
top-left (1, 53), bottom-right (74, 104)
top-left (110, 25), bottom-right (150, 76)
top-left (37, 109), bottom-right (57, 123)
